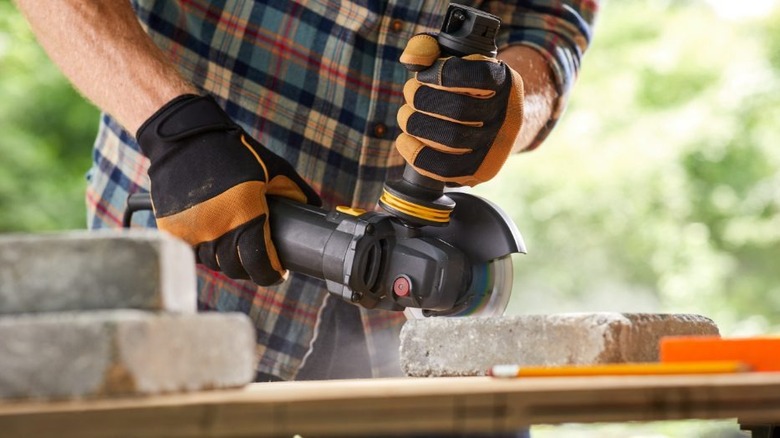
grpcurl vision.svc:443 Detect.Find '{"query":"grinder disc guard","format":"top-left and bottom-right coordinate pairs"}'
top-left (405, 192), bottom-right (525, 319)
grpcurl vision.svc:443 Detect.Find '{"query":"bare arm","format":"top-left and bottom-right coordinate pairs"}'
top-left (498, 45), bottom-right (557, 153)
top-left (13, 0), bottom-right (197, 135)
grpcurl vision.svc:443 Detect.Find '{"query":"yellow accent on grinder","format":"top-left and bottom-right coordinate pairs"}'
top-left (379, 189), bottom-right (452, 224)
top-left (335, 205), bottom-right (368, 216)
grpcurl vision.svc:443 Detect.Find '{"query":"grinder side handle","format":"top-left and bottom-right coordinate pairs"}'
top-left (380, 3), bottom-right (501, 226)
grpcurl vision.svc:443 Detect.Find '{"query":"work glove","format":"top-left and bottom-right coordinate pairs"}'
top-left (396, 34), bottom-right (524, 187)
top-left (136, 94), bottom-right (321, 286)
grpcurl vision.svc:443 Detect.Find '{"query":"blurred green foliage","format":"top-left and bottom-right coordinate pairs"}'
top-left (0, 0), bottom-right (99, 231)
top-left (479, 0), bottom-right (780, 338)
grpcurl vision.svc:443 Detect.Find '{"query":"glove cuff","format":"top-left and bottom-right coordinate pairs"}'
top-left (136, 94), bottom-right (236, 160)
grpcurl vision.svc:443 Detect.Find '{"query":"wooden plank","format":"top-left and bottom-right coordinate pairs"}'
top-left (2, 374), bottom-right (780, 437)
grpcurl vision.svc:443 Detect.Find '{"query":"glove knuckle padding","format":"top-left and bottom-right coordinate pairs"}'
top-left (405, 110), bottom-right (489, 151)
top-left (417, 57), bottom-right (505, 91)
top-left (405, 80), bottom-right (493, 124)
top-left (137, 94), bottom-right (321, 286)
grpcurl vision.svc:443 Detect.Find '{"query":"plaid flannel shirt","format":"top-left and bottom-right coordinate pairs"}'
top-left (86, 0), bottom-right (598, 381)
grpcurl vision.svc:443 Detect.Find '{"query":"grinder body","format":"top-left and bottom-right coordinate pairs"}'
top-left (268, 193), bottom-right (524, 317)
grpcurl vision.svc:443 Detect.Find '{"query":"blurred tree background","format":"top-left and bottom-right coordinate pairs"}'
top-left (2, 0), bottom-right (779, 436)
top-left (476, 0), bottom-right (780, 341)
top-left (0, 0), bottom-right (99, 231)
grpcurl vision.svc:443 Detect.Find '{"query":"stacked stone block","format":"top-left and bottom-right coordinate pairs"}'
top-left (0, 230), bottom-right (256, 400)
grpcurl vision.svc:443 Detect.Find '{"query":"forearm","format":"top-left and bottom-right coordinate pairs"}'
top-left (498, 45), bottom-right (557, 153)
top-left (487, 1), bottom-right (600, 152)
top-left (13, 0), bottom-right (197, 134)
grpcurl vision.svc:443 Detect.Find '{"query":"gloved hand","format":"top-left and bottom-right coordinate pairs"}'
top-left (136, 94), bottom-right (321, 286)
top-left (396, 34), bottom-right (525, 187)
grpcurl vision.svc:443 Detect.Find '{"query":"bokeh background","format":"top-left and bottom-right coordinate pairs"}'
top-left (2, 0), bottom-right (779, 436)
top-left (486, 0), bottom-right (780, 338)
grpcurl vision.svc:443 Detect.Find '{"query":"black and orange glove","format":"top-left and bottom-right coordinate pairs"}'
top-left (137, 94), bottom-right (321, 286)
top-left (396, 34), bottom-right (524, 187)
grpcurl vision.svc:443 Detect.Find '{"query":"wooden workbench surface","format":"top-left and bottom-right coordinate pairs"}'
top-left (2, 373), bottom-right (780, 437)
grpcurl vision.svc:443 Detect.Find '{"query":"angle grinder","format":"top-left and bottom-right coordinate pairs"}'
top-left (124, 3), bottom-right (525, 318)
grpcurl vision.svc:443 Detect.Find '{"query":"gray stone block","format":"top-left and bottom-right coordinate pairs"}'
top-left (0, 229), bottom-right (196, 314)
top-left (0, 310), bottom-right (256, 399)
top-left (400, 313), bottom-right (720, 377)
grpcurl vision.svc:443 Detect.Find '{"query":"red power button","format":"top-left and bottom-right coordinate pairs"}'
top-left (393, 275), bottom-right (412, 297)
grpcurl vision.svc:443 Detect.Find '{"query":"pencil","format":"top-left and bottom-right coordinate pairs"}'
top-left (488, 360), bottom-right (750, 378)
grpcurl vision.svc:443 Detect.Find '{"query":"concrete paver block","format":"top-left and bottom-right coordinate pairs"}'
top-left (0, 310), bottom-right (256, 399)
top-left (400, 313), bottom-right (720, 377)
top-left (0, 229), bottom-right (196, 314)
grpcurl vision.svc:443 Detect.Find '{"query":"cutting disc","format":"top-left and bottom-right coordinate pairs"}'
top-left (404, 254), bottom-right (514, 319)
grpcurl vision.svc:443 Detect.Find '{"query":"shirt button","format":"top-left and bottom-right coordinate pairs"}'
top-left (373, 123), bottom-right (388, 138)
top-left (390, 19), bottom-right (404, 33)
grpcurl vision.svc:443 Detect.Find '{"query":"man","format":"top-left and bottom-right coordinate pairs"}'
top-left (14, 1), bottom-right (597, 384)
